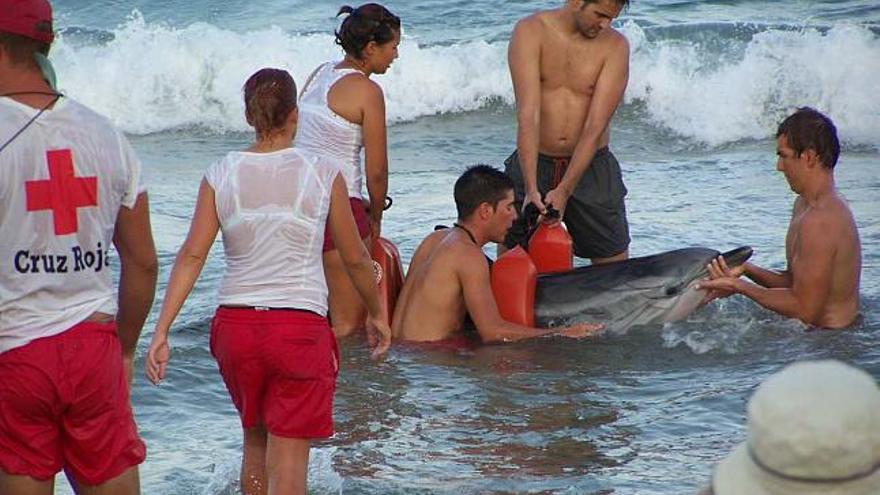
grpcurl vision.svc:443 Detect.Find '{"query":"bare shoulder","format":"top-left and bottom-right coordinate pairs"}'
top-left (601, 27), bottom-right (630, 55)
top-left (336, 72), bottom-right (384, 100)
top-left (452, 242), bottom-right (492, 276)
top-left (830, 193), bottom-right (857, 221)
top-left (418, 229), bottom-right (452, 253)
top-left (512, 12), bottom-right (546, 39)
top-left (798, 206), bottom-right (838, 243)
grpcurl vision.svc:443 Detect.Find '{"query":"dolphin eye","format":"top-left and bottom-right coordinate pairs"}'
top-left (665, 286), bottom-right (680, 296)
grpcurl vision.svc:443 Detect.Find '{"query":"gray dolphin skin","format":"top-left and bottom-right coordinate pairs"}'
top-left (534, 247), bottom-right (753, 333)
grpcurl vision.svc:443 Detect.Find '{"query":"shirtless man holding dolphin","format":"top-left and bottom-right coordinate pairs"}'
top-left (699, 108), bottom-right (862, 329)
top-left (503, 0), bottom-right (632, 263)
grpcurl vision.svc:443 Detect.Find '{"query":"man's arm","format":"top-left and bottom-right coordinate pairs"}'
top-left (459, 248), bottom-right (599, 342)
top-left (547, 35), bottom-right (629, 216)
top-left (700, 215), bottom-right (834, 325)
top-left (113, 192), bottom-right (158, 385)
top-left (509, 17), bottom-right (546, 214)
top-left (742, 262), bottom-right (792, 289)
top-left (113, 192), bottom-right (158, 359)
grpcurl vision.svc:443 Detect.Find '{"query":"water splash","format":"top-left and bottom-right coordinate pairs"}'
top-left (50, 13), bottom-right (879, 148)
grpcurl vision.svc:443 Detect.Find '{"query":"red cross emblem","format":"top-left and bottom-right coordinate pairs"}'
top-left (25, 149), bottom-right (98, 235)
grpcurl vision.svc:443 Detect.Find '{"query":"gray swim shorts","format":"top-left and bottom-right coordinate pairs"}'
top-left (503, 147), bottom-right (630, 259)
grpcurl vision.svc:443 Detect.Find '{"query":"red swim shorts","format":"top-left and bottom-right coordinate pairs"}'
top-left (323, 197), bottom-right (371, 252)
top-left (210, 306), bottom-right (339, 438)
top-left (0, 321), bottom-right (146, 484)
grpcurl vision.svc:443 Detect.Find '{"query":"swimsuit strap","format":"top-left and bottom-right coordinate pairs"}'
top-left (453, 223), bottom-right (478, 245)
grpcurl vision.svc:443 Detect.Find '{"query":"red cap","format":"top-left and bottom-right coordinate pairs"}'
top-left (0, 0), bottom-right (54, 43)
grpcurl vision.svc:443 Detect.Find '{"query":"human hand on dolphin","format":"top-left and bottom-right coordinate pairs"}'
top-left (697, 256), bottom-right (747, 303)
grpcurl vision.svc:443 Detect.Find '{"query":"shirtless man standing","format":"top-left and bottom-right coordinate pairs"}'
top-left (503, 0), bottom-right (631, 263)
top-left (699, 108), bottom-right (861, 329)
top-left (393, 165), bottom-right (601, 343)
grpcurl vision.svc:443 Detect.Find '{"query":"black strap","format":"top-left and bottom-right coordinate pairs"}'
top-left (453, 222), bottom-right (478, 245)
top-left (0, 91), bottom-right (64, 154)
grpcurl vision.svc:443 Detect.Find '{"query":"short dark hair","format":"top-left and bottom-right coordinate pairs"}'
top-left (335, 3), bottom-right (400, 60)
top-left (243, 68), bottom-right (297, 139)
top-left (0, 32), bottom-right (50, 68)
top-left (582, 0), bottom-right (631, 9)
top-left (776, 107), bottom-right (840, 169)
top-left (454, 165), bottom-right (514, 220)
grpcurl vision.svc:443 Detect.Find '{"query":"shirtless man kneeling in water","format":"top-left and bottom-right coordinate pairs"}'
top-left (393, 165), bottom-right (602, 343)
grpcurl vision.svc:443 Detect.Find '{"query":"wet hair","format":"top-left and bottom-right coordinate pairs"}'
top-left (776, 107), bottom-right (840, 169)
top-left (581, 0), bottom-right (630, 8)
top-left (242, 68), bottom-right (297, 139)
top-left (335, 3), bottom-right (401, 60)
top-left (0, 32), bottom-right (50, 68)
top-left (454, 165), bottom-right (515, 220)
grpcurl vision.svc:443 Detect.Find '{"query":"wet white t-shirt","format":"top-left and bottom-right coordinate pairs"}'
top-left (0, 96), bottom-right (143, 354)
top-left (204, 147), bottom-right (339, 316)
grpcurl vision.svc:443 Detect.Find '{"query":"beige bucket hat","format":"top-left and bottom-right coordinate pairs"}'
top-left (713, 360), bottom-right (880, 495)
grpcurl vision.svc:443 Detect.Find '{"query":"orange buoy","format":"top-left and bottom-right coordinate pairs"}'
top-left (529, 221), bottom-right (573, 274)
top-left (371, 237), bottom-right (405, 326)
top-left (490, 246), bottom-right (536, 327)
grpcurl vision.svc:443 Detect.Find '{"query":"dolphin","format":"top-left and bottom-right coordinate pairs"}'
top-left (533, 246), bottom-right (753, 333)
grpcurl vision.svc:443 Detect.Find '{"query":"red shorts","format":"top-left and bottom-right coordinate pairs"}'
top-left (210, 307), bottom-right (339, 438)
top-left (323, 197), bottom-right (371, 252)
top-left (0, 321), bottom-right (145, 484)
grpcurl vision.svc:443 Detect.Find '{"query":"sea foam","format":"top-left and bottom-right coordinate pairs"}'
top-left (51, 12), bottom-right (879, 147)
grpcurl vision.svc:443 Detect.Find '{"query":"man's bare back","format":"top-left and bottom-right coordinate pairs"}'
top-left (392, 229), bottom-right (481, 342)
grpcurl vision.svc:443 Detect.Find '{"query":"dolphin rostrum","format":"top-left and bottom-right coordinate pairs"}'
top-left (534, 247), bottom-right (753, 333)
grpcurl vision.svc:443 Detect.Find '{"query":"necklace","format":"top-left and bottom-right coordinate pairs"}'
top-left (453, 222), bottom-right (478, 245)
top-left (0, 91), bottom-right (64, 154)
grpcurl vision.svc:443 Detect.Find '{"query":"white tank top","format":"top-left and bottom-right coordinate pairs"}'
top-left (294, 61), bottom-right (364, 199)
top-left (204, 148), bottom-right (339, 316)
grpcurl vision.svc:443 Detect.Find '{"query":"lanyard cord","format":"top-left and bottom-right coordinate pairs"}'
top-left (453, 222), bottom-right (478, 245)
top-left (0, 92), bottom-right (64, 154)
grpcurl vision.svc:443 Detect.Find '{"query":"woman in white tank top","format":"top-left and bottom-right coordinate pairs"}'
top-left (144, 68), bottom-right (391, 495)
top-left (295, 3), bottom-right (401, 338)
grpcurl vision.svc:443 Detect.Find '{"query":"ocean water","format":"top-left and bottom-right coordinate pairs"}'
top-left (43, 1), bottom-right (880, 493)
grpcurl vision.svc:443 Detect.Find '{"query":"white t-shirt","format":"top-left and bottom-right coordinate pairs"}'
top-left (0, 96), bottom-right (144, 354)
top-left (204, 147), bottom-right (339, 316)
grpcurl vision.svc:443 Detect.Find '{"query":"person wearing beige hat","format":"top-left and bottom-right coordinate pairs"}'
top-left (699, 359), bottom-right (880, 495)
